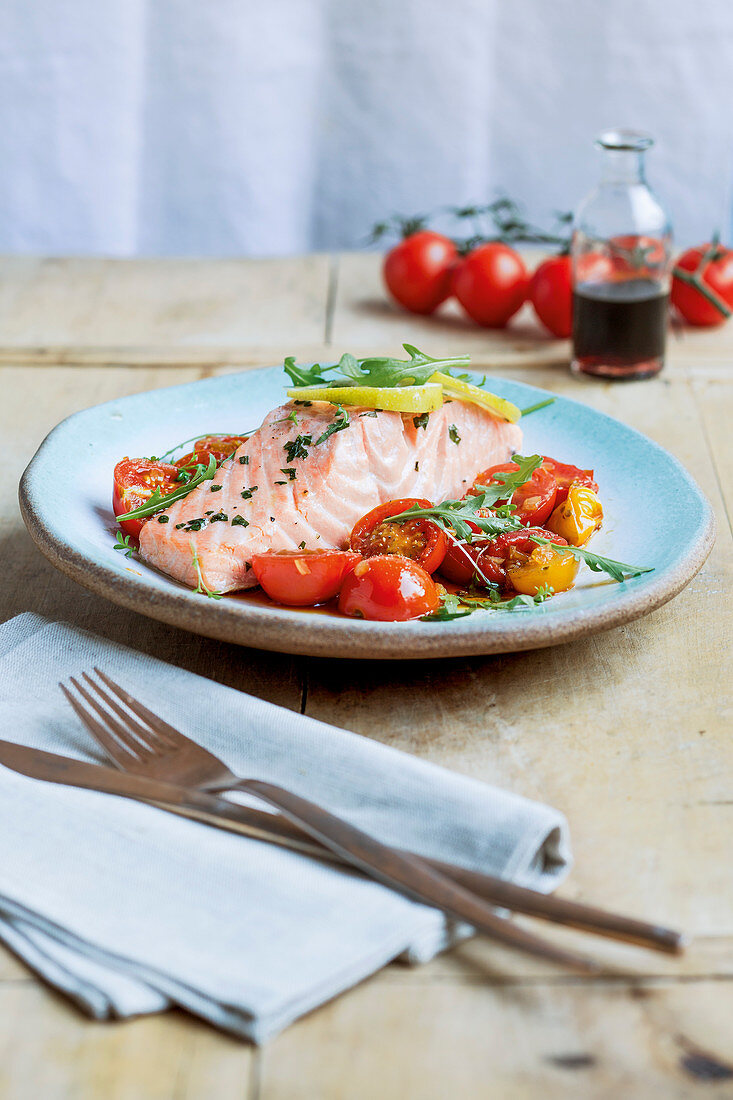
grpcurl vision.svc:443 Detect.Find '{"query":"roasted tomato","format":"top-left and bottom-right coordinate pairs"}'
top-left (507, 541), bottom-right (579, 596)
top-left (176, 434), bottom-right (249, 470)
top-left (338, 556), bottom-right (440, 621)
top-left (477, 529), bottom-right (577, 595)
top-left (471, 463), bottom-right (557, 527)
top-left (113, 457), bottom-right (180, 538)
top-left (438, 521), bottom-right (505, 587)
top-left (250, 550), bottom-right (361, 607)
top-left (547, 482), bottom-right (603, 546)
top-left (541, 456), bottom-right (598, 505)
top-left (350, 498), bottom-right (447, 574)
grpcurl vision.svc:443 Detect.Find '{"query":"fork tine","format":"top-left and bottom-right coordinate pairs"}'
top-left (68, 676), bottom-right (151, 761)
top-left (93, 668), bottom-right (183, 747)
top-left (81, 672), bottom-right (170, 753)
top-left (60, 683), bottom-right (139, 770)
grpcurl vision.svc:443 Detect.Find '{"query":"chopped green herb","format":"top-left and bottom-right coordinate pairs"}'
top-left (113, 531), bottom-right (136, 558)
top-left (238, 455), bottom-right (249, 465)
top-left (520, 397), bottom-right (556, 417)
top-left (189, 540), bottom-right (222, 600)
top-left (413, 413), bottom-right (430, 430)
top-left (294, 400), bottom-right (313, 407)
top-left (210, 484), bottom-right (222, 492)
top-left (232, 515), bottom-right (249, 527)
top-left (284, 435), bottom-right (312, 462)
top-left (448, 424), bottom-right (461, 445)
top-left (298, 541), bottom-right (306, 550)
top-left (182, 517), bottom-right (207, 532)
top-left (157, 515), bottom-right (169, 523)
top-left (210, 512), bottom-right (228, 522)
top-left (415, 461), bottom-right (419, 472)
top-left (276, 409), bottom-right (299, 425)
top-left (241, 486), bottom-right (259, 499)
top-left (280, 467), bottom-right (297, 480)
top-left (315, 405), bottom-right (350, 446)
top-left (274, 481), bottom-right (287, 486)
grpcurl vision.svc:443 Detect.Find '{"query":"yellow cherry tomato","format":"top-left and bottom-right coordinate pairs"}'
top-left (507, 544), bottom-right (579, 596)
top-left (546, 482), bottom-right (603, 547)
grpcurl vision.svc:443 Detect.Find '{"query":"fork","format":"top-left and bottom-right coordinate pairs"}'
top-left (61, 669), bottom-right (684, 965)
top-left (60, 669), bottom-right (605, 973)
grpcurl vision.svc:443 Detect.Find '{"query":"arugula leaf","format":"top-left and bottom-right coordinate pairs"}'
top-left (284, 344), bottom-right (471, 390)
top-left (155, 431), bottom-right (254, 462)
top-left (115, 455), bottom-right (217, 524)
top-left (387, 455), bottom-right (542, 542)
top-left (283, 357), bottom-right (330, 388)
top-left (421, 586), bottom-right (552, 621)
top-left (315, 405), bottom-right (350, 446)
top-left (529, 536), bottom-right (653, 582)
top-left (519, 397), bottom-right (556, 417)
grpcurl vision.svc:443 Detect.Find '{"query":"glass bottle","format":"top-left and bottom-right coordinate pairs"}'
top-left (571, 130), bottom-right (673, 380)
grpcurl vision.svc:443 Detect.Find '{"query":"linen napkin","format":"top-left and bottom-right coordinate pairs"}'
top-left (0, 613), bottom-right (571, 1043)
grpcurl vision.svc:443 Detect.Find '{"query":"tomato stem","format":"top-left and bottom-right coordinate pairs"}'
top-left (672, 266), bottom-right (731, 319)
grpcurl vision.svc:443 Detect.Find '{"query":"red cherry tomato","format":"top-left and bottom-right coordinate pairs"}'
top-left (338, 556), bottom-right (440, 621)
top-left (671, 243), bottom-right (733, 327)
top-left (529, 255), bottom-right (572, 338)
top-left (175, 434), bottom-right (249, 470)
top-left (251, 550), bottom-right (361, 607)
top-left (383, 231), bottom-right (458, 315)
top-left (541, 456), bottom-right (598, 505)
top-left (439, 528), bottom-right (505, 588)
top-left (471, 462), bottom-right (558, 527)
top-left (113, 458), bottom-right (180, 538)
top-left (350, 498), bottom-right (447, 574)
top-left (453, 243), bottom-right (529, 328)
top-left (440, 527), bottom-right (569, 591)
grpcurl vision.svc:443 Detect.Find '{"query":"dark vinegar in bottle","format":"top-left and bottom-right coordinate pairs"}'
top-left (572, 278), bottom-right (669, 379)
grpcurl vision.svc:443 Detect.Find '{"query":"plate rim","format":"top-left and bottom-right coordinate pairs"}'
top-left (18, 369), bottom-right (717, 660)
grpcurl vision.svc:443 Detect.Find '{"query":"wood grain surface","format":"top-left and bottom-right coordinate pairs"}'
top-left (0, 253), bottom-right (731, 1099)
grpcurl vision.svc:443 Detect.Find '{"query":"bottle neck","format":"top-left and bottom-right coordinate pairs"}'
top-left (600, 148), bottom-right (645, 185)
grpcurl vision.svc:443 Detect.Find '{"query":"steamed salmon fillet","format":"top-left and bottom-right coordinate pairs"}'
top-left (139, 399), bottom-right (523, 593)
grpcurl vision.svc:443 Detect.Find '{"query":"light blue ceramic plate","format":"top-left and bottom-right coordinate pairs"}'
top-left (19, 367), bottom-right (715, 659)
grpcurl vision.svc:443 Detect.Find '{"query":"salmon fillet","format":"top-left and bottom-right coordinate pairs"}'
top-left (139, 399), bottom-right (523, 593)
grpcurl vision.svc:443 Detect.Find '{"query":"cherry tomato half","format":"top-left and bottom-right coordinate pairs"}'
top-left (439, 528), bottom-right (505, 588)
top-left (176, 434), bottom-right (249, 470)
top-left (383, 231), bottom-right (458, 315)
top-left (350, 498), bottom-right (447, 574)
top-left (250, 550), bottom-right (361, 607)
top-left (453, 243), bottom-right (529, 328)
top-left (471, 462), bottom-right (558, 527)
top-left (671, 243), bottom-right (733, 327)
top-left (529, 255), bottom-right (572, 338)
top-left (338, 556), bottom-right (440, 621)
top-left (541, 456), bottom-right (598, 505)
top-left (113, 457), bottom-right (180, 538)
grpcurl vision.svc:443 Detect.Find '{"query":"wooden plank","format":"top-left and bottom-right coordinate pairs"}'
top-left (690, 376), bottom-right (733, 532)
top-left (0, 255), bottom-right (331, 354)
top-left (0, 986), bottom-right (254, 1100)
top-left (260, 970), bottom-right (733, 1100)
top-left (0, 365), bottom-right (303, 706)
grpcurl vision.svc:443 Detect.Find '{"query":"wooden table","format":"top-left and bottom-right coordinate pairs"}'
top-left (1, 253), bottom-right (731, 1099)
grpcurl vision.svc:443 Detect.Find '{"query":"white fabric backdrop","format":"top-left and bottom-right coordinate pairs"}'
top-left (0, 0), bottom-right (731, 256)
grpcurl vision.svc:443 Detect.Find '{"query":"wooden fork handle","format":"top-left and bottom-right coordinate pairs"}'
top-left (239, 778), bottom-right (600, 973)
